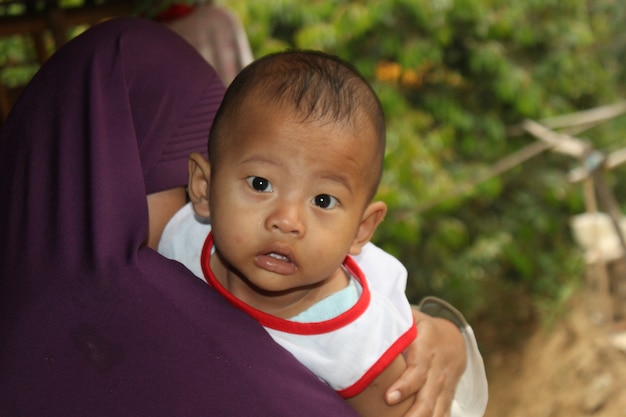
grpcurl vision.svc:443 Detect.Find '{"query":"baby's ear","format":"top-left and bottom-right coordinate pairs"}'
top-left (349, 201), bottom-right (387, 256)
top-left (187, 152), bottom-right (212, 218)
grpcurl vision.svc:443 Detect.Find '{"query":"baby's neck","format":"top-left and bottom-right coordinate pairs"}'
top-left (210, 253), bottom-right (350, 319)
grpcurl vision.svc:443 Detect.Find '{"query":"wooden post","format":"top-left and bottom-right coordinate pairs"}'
top-left (581, 174), bottom-right (614, 322)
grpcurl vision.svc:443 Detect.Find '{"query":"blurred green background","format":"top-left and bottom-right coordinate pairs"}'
top-left (3, 0), bottom-right (626, 353)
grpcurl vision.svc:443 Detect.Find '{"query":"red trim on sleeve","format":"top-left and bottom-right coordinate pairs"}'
top-left (200, 232), bottom-right (371, 334)
top-left (336, 318), bottom-right (417, 399)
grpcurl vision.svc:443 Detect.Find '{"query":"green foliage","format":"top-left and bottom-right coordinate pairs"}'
top-left (227, 0), bottom-right (626, 327)
top-left (0, 35), bottom-right (38, 87)
top-left (0, 0), bottom-right (89, 88)
top-left (3, 0), bottom-right (625, 333)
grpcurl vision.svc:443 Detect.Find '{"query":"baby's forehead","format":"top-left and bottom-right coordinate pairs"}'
top-left (227, 98), bottom-right (381, 187)
top-left (241, 97), bottom-right (377, 147)
top-left (242, 92), bottom-right (377, 132)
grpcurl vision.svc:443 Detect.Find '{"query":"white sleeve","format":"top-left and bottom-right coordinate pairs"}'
top-left (351, 242), bottom-right (409, 308)
top-left (354, 243), bottom-right (488, 417)
top-left (451, 324), bottom-right (489, 417)
top-left (158, 202), bottom-right (211, 280)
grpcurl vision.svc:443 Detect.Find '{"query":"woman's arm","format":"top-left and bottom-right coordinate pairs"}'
top-left (386, 298), bottom-right (488, 417)
top-left (352, 244), bottom-right (487, 417)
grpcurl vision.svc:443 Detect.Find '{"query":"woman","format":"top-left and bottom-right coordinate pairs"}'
top-left (0, 17), bottom-right (359, 416)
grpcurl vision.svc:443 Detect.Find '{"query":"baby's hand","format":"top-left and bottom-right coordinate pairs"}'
top-left (385, 308), bottom-right (466, 417)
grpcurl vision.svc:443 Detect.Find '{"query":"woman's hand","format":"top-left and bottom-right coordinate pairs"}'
top-left (385, 307), bottom-right (466, 417)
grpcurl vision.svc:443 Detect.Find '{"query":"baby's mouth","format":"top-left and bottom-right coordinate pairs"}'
top-left (268, 252), bottom-right (290, 262)
top-left (255, 250), bottom-right (297, 274)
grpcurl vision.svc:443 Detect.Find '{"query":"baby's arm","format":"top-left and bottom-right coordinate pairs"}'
top-left (347, 354), bottom-right (414, 417)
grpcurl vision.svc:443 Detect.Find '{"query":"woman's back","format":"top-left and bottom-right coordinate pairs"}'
top-left (0, 17), bottom-right (357, 417)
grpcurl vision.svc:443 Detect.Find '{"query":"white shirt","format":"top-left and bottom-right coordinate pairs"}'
top-left (200, 233), bottom-right (416, 397)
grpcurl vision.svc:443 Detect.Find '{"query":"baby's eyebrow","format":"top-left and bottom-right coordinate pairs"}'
top-left (318, 172), bottom-right (353, 195)
top-left (238, 156), bottom-right (281, 167)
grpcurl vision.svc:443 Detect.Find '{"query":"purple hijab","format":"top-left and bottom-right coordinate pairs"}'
top-left (0, 18), bottom-right (357, 416)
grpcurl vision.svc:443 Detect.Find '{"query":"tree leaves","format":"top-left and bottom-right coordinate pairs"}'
top-left (228, 0), bottom-right (626, 322)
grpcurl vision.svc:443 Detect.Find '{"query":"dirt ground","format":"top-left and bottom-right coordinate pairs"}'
top-left (481, 292), bottom-right (626, 417)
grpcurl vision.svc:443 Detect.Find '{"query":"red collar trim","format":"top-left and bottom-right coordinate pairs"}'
top-left (200, 232), bottom-right (371, 335)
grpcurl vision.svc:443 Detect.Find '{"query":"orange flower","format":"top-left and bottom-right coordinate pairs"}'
top-left (375, 61), bottom-right (402, 82)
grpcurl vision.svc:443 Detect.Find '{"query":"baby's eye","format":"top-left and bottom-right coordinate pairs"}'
top-left (312, 194), bottom-right (338, 209)
top-left (247, 176), bottom-right (273, 192)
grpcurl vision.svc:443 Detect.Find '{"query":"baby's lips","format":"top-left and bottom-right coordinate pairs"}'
top-left (254, 253), bottom-right (298, 275)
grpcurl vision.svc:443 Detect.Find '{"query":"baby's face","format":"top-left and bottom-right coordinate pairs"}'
top-left (208, 98), bottom-right (380, 296)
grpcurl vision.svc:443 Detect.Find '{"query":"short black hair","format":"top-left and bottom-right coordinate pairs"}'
top-left (208, 49), bottom-right (386, 198)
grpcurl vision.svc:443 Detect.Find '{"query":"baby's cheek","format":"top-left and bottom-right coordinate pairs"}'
top-left (231, 232), bottom-right (248, 246)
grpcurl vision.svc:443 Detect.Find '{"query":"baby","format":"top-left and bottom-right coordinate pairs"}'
top-left (159, 49), bottom-right (488, 417)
